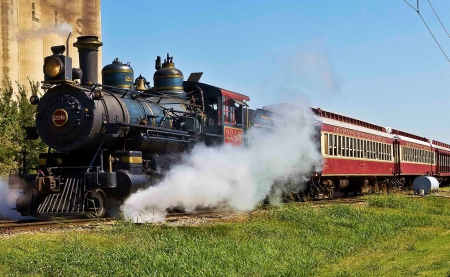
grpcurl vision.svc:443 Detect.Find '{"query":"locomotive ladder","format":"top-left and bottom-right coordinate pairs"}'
top-left (37, 178), bottom-right (87, 214)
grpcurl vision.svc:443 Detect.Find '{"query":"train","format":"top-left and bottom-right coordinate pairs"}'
top-left (7, 35), bottom-right (446, 218)
top-left (308, 108), bottom-right (447, 198)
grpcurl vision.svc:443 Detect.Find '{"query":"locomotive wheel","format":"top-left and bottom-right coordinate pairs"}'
top-left (89, 188), bottom-right (107, 218)
top-left (328, 188), bottom-right (334, 199)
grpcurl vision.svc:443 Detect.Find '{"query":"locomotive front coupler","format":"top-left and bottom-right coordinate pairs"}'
top-left (35, 175), bottom-right (58, 194)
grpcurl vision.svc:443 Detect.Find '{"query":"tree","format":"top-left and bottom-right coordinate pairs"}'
top-left (0, 77), bottom-right (47, 175)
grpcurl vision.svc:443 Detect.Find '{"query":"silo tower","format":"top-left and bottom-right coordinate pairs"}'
top-left (0, 0), bottom-right (102, 92)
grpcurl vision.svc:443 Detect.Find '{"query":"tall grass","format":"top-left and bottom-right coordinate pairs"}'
top-left (1, 195), bottom-right (450, 276)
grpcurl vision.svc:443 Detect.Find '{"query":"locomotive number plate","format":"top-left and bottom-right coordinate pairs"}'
top-left (52, 109), bottom-right (69, 127)
top-left (224, 126), bottom-right (243, 147)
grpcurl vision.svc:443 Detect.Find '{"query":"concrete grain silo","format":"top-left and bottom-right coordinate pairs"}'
top-left (0, 0), bottom-right (101, 92)
top-left (0, 0), bottom-right (20, 87)
top-left (18, 0), bottom-right (44, 86)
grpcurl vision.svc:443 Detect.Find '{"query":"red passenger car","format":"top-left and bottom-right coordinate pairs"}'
top-left (431, 140), bottom-right (450, 179)
top-left (310, 107), bottom-right (447, 197)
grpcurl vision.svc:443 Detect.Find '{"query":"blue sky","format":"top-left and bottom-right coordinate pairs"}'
top-left (102, 1), bottom-right (450, 142)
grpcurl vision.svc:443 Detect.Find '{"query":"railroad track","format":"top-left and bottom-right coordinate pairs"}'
top-left (0, 209), bottom-right (234, 233)
top-left (0, 218), bottom-right (114, 234)
top-left (163, 197), bottom-right (368, 223)
top-left (310, 197), bottom-right (367, 205)
top-left (266, 196), bottom-right (368, 207)
top-left (1, 197), bottom-right (369, 232)
top-left (165, 208), bottom-right (235, 221)
top-left (4, 192), bottom-right (447, 231)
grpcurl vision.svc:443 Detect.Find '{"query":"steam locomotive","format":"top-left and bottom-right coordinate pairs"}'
top-left (8, 35), bottom-right (447, 218)
top-left (9, 36), bottom-right (252, 217)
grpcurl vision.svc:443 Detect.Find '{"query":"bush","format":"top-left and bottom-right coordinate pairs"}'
top-left (0, 77), bottom-right (47, 175)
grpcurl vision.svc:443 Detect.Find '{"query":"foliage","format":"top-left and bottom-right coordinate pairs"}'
top-left (1, 195), bottom-right (450, 276)
top-left (0, 77), bottom-right (47, 174)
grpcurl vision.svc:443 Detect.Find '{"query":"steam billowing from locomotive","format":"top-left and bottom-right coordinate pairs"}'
top-left (122, 103), bottom-right (321, 222)
top-left (0, 179), bottom-right (18, 219)
top-left (5, 35), bottom-right (321, 219)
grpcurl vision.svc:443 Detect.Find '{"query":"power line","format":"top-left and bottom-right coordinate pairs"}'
top-left (428, 0), bottom-right (450, 39)
top-left (417, 10), bottom-right (450, 63)
top-left (403, 0), bottom-right (450, 63)
top-left (403, 0), bottom-right (418, 12)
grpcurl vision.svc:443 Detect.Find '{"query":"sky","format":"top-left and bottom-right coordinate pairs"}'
top-left (101, 1), bottom-right (450, 142)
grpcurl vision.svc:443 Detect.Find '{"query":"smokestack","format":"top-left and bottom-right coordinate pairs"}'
top-left (73, 36), bottom-right (103, 85)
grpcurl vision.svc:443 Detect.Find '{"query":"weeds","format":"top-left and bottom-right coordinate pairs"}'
top-left (1, 195), bottom-right (450, 276)
top-left (366, 194), bottom-right (421, 210)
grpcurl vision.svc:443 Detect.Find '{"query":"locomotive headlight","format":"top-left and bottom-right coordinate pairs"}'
top-left (44, 57), bottom-right (63, 78)
top-left (43, 45), bottom-right (72, 83)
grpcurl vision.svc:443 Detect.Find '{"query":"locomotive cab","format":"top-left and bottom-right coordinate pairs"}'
top-left (184, 81), bottom-right (250, 147)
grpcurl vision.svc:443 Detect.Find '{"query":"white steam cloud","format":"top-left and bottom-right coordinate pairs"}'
top-left (121, 101), bottom-right (322, 223)
top-left (18, 22), bottom-right (73, 42)
top-left (261, 41), bottom-right (341, 107)
top-left (0, 177), bottom-right (24, 220)
top-left (290, 48), bottom-right (340, 94)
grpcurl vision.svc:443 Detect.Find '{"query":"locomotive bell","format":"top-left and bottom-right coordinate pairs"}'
top-left (153, 54), bottom-right (185, 96)
top-left (135, 74), bottom-right (148, 91)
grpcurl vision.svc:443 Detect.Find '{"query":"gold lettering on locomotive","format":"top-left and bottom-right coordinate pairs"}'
top-left (52, 109), bottom-right (69, 127)
top-left (224, 126), bottom-right (243, 146)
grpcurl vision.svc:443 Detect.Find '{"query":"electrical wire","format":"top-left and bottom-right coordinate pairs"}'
top-left (403, 0), bottom-right (418, 11)
top-left (428, 0), bottom-right (450, 39)
top-left (403, 0), bottom-right (450, 63)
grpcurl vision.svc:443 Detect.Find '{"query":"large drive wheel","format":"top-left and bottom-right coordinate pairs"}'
top-left (88, 188), bottom-right (107, 218)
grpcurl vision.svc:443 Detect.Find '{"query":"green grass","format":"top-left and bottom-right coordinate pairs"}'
top-left (1, 195), bottom-right (450, 276)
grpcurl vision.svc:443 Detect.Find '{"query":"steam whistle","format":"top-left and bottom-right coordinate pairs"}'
top-left (155, 56), bottom-right (161, 70)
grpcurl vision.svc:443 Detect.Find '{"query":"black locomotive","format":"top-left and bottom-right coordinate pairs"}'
top-left (9, 36), bottom-right (251, 217)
